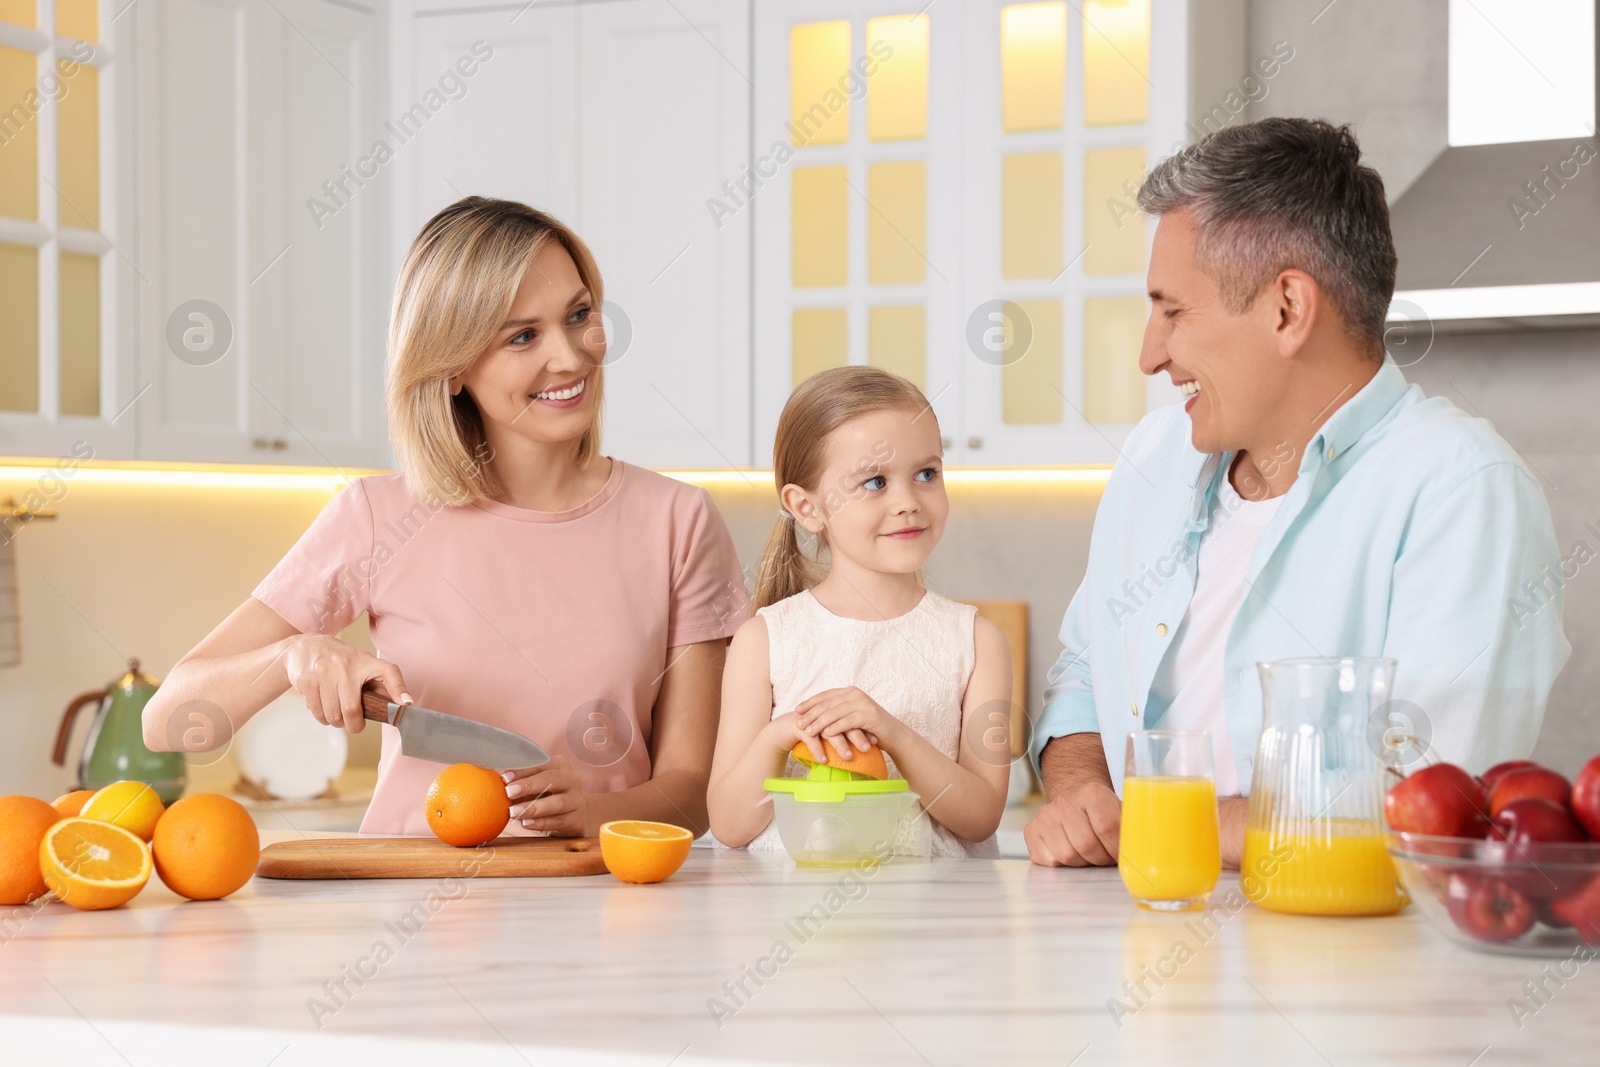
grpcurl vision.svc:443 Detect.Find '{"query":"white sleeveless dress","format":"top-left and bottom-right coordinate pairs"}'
top-left (744, 588), bottom-right (1000, 859)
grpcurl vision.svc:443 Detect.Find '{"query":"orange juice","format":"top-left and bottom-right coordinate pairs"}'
top-left (1241, 821), bottom-right (1407, 916)
top-left (1119, 776), bottom-right (1221, 910)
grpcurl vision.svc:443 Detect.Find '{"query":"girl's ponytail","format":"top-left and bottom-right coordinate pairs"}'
top-left (753, 513), bottom-right (816, 610)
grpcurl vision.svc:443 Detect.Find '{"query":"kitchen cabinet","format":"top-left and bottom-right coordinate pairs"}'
top-left (752, 0), bottom-right (1196, 466)
top-left (134, 0), bottom-right (392, 468)
top-left (395, 0), bottom-right (752, 470)
top-left (0, 0), bottom-right (139, 461)
top-left (2, 0), bottom-right (1229, 471)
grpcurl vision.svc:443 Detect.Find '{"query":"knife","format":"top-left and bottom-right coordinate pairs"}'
top-left (359, 690), bottom-right (549, 770)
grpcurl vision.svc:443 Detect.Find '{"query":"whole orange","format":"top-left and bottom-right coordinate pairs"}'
top-left (0, 796), bottom-right (61, 904)
top-left (425, 764), bottom-right (510, 847)
top-left (151, 794), bottom-right (261, 901)
top-left (52, 790), bottom-right (96, 819)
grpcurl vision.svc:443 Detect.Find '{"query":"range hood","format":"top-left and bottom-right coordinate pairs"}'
top-left (1387, 135), bottom-right (1600, 331)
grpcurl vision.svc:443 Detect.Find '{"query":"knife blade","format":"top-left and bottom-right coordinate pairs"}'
top-left (359, 690), bottom-right (549, 770)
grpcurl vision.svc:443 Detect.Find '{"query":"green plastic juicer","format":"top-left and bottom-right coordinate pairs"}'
top-left (763, 761), bottom-right (908, 802)
top-left (763, 763), bottom-right (920, 866)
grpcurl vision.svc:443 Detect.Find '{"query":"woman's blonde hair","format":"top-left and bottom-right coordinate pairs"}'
top-left (752, 366), bottom-right (936, 610)
top-left (387, 197), bottom-right (606, 505)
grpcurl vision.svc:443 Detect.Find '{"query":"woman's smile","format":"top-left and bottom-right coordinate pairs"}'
top-left (530, 374), bottom-right (589, 408)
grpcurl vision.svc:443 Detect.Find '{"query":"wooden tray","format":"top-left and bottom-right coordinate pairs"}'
top-left (256, 836), bottom-right (608, 879)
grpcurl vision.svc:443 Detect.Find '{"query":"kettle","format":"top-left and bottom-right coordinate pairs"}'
top-left (53, 658), bottom-right (187, 803)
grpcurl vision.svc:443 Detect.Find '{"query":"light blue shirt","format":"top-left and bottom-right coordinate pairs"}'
top-left (1031, 360), bottom-right (1571, 795)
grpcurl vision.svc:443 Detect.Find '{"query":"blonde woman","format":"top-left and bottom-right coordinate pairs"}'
top-left (144, 197), bottom-right (749, 837)
top-left (707, 367), bottom-right (1010, 858)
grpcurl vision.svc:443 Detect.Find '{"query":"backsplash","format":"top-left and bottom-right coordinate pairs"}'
top-left (4, 363), bottom-right (1597, 805)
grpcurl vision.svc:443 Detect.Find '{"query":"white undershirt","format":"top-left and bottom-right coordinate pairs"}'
top-left (1147, 469), bottom-right (1284, 795)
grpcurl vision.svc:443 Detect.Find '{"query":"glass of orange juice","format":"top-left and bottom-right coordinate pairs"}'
top-left (1119, 730), bottom-right (1221, 912)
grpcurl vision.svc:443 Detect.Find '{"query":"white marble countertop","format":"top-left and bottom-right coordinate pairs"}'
top-left (2, 829), bottom-right (1595, 1066)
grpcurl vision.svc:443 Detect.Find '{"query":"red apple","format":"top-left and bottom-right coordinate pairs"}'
top-left (1571, 755), bottom-right (1600, 840)
top-left (1489, 768), bottom-right (1571, 819)
top-left (1495, 797), bottom-right (1587, 845)
top-left (1479, 798), bottom-right (1590, 898)
top-left (1446, 872), bottom-right (1537, 943)
top-left (1385, 763), bottom-right (1490, 837)
top-left (1550, 874), bottom-right (1600, 944)
top-left (1480, 759), bottom-right (1540, 792)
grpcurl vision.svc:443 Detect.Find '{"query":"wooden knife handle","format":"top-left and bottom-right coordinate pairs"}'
top-left (361, 689), bottom-right (401, 725)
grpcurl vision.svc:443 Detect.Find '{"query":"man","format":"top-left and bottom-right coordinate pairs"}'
top-left (1024, 118), bottom-right (1570, 868)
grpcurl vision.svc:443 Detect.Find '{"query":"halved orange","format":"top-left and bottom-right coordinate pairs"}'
top-left (598, 820), bottom-right (693, 884)
top-left (40, 817), bottom-right (152, 910)
top-left (791, 738), bottom-right (888, 780)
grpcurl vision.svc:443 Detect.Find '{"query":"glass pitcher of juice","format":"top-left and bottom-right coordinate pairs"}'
top-left (1242, 657), bottom-right (1408, 916)
top-left (1119, 730), bottom-right (1221, 912)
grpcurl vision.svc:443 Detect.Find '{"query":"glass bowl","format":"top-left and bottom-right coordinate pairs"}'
top-left (1388, 830), bottom-right (1600, 956)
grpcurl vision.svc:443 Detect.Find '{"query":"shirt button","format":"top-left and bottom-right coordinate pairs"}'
top-left (1325, 445), bottom-right (1336, 461)
top-left (1156, 623), bottom-right (1168, 637)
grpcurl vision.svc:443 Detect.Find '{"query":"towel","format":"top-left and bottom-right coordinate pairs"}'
top-left (0, 534), bottom-right (19, 667)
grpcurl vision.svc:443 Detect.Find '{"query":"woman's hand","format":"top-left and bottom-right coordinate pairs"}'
top-left (503, 758), bottom-right (589, 837)
top-left (281, 633), bottom-right (409, 734)
top-left (793, 687), bottom-right (898, 759)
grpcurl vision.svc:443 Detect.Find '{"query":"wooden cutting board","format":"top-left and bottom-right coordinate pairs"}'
top-left (256, 836), bottom-right (609, 879)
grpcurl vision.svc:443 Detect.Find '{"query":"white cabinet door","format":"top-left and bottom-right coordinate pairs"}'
top-left (577, 0), bottom-right (752, 470)
top-left (396, 4), bottom-right (579, 255)
top-left (394, 0), bottom-right (750, 471)
top-left (136, 0), bottom-right (389, 468)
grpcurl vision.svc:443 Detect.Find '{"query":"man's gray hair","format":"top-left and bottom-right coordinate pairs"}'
top-left (1138, 118), bottom-right (1396, 358)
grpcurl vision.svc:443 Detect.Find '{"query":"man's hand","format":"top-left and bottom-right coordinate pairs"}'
top-left (1024, 781), bottom-right (1121, 866)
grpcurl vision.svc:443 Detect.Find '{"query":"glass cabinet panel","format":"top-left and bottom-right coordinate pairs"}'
top-left (866, 15), bottom-right (929, 141)
top-left (0, 242), bottom-right (39, 413)
top-left (1001, 2), bottom-right (1065, 132)
top-left (867, 159), bottom-right (926, 285)
top-left (1084, 296), bottom-right (1146, 423)
top-left (1083, 0), bottom-right (1149, 126)
top-left (868, 304), bottom-right (925, 388)
top-left (1002, 298), bottom-right (1062, 425)
top-left (59, 250), bottom-right (100, 417)
top-left (791, 21), bottom-right (852, 146)
top-left (792, 166), bottom-right (849, 287)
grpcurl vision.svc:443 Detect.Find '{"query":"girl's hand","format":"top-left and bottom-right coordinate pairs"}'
top-left (502, 758), bottom-right (589, 837)
top-left (794, 687), bottom-right (896, 759)
top-left (765, 712), bottom-right (828, 765)
top-left (282, 634), bottom-right (409, 734)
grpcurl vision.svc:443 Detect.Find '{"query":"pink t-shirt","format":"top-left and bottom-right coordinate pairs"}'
top-left (252, 458), bottom-right (750, 835)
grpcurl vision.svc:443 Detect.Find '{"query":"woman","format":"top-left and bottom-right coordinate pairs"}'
top-left (143, 198), bottom-right (750, 836)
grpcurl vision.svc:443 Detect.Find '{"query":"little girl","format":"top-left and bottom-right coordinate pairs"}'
top-left (708, 366), bottom-right (1011, 858)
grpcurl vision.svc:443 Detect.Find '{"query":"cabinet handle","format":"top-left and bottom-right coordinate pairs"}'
top-left (940, 436), bottom-right (952, 449)
top-left (252, 437), bottom-right (288, 451)
top-left (967, 436), bottom-right (983, 449)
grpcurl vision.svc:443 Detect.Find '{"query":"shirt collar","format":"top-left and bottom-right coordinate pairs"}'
top-left (1183, 359), bottom-right (1410, 528)
top-left (1302, 359), bottom-right (1409, 470)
